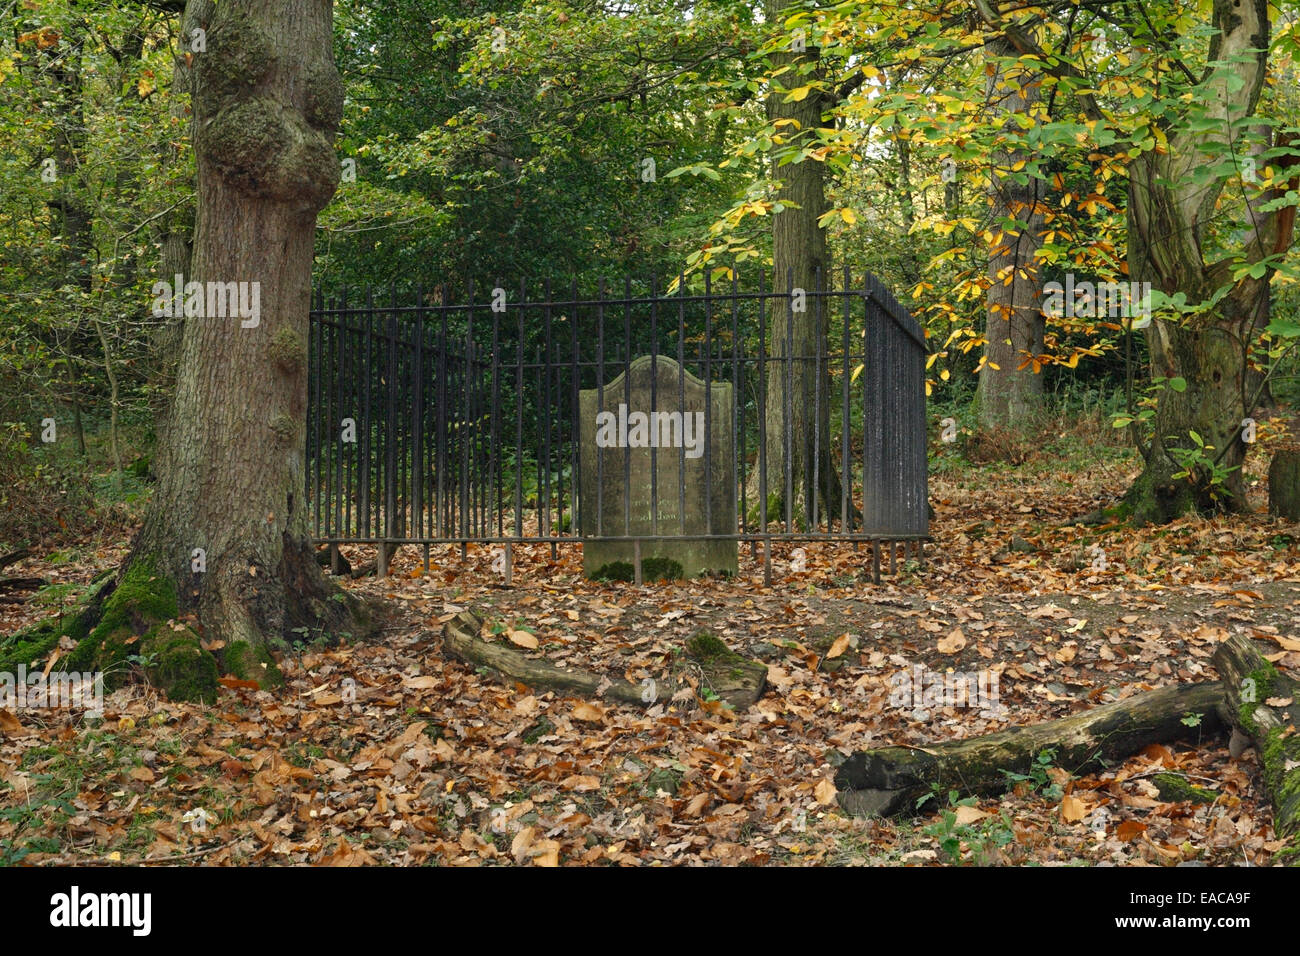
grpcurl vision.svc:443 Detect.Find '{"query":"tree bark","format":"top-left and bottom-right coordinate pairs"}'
top-left (975, 35), bottom-right (1045, 431)
top-left (760, 0), bottom-right (837, 529)
top-left (835, 681), bottom-right (1225, 817)
top-left (1269, 448), bottom-right (1300, 519)
top-left (69, 0), bottom-right (375, 700)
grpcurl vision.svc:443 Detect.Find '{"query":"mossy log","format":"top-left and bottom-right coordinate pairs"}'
top-left (1269, 448), bottom-right (1300, 520)
top-left (682, 629), bottom-right (767, 708)
top-left (441, 613), bottom-right (767, 709)
top-left (835, 681), bottom-right (1225, 817)
top-left (1211, 634), bottom-right (1300, 864)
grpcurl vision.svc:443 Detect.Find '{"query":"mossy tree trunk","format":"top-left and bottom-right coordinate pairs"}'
top-left (71, 0), bottom-right (374, 700)
top-left (1119, 0), bottom-right (1293, 524)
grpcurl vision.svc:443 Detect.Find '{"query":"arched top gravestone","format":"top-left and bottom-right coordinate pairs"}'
top-left (578, 355), bottom-right (736, 579)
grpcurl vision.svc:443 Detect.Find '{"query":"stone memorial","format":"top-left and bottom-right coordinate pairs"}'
top-left (578, 354), bottom-right (736, 578)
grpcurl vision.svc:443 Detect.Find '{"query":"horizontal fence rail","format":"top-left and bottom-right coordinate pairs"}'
top-left (306, 269), bottom-right (929, 582)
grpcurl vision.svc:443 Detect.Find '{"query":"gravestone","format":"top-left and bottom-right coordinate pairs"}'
top-left (579, 355), bottom-right (736, 578)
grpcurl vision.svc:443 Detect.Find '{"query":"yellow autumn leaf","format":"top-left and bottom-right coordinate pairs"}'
top-left (840, 207), bottom-right (857, 225)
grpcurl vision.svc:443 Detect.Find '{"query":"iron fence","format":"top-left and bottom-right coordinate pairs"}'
top-left (306, 268), bottom-right (929, 583)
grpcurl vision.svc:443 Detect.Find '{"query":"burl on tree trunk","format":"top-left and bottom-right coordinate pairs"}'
top-left (54, 0), bottom-right (378, 702)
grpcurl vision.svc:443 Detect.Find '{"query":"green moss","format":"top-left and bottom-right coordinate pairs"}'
top-left (1238, 663), bottom-right (1278, 734)
top-left (223, 640), bottom-right (284, 689)
top-left (59, 557), bottom-right (217, 702)
top-left (148, 628), bottom-right (217, 703)
top-left (0, 619), bottom-right (62, 672)
top-left (592, 561), bottom-right (634, 582)
top-left (1153, 773), bottom-right (1218, 805)
top-left (686, 629), bottom-right (729, 661)
top-left (641, 557), bottom-right (683, 580)
top-left (0, 572), bottom-right (113, 671)
top-left (591, 557), bottom-right (683, 582)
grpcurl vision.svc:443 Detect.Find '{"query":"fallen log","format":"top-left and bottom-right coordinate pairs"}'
top-left (440, 611), bottom-right (767, 709)
top-left (836, 681), bottom-right (1225, 817)
top-left (1212, 634), bottom-right (1300, 862)
top-left (0, 549), bottom-right (31, 573)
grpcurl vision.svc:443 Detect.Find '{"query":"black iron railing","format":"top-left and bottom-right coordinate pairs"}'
top-left (306, 269), bottom-right (929, 582)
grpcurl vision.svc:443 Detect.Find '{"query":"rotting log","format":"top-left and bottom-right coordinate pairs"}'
top-left (1212, 634), bottom-right (1300, 863)
top-left (440, 612), bottom-right (767, 710)
top-left (836, 681), bottom-right (1225, 818)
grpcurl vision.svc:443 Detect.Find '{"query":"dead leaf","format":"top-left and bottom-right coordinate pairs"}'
top-left (827, 634), bottom-right (851, 659)
top-left (1059, 794), bottom-right (1087, 823)
top-left (571, 701), bottom-right (605, 723)
top-left (814, 777), bottom-right (837, 805)
top-left (508, 630), bottom-right (538, 649)
top-left (937, 628), bottom-right (967, 655)
top-left (953, 805), bottom-right (988, 825)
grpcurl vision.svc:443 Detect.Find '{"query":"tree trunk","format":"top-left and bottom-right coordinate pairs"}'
top-left (67, 0), bottom-right (375, 700)
top-left (975, 36), bottom-right (1045, 431)
top-left (1269, 448), bottom-right (1300, 519)
top-left (1120, 0), bottom-right (1290, 523)
top-left (760, 0), bottom-right (835, 529)
top-left (835, 681), bottom-right (1225, 817)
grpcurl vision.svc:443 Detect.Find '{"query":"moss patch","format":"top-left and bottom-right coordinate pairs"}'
top-left (1153, 773), bottom-right (1219, 805)
top-left (62, 558), bottom-right (218, 703)
top-left (685, 630), bottom-right (729, 661)
top-left (591, 556), bottom-right (685, 582)
top-left (223, 640), bottom-right (284, 689)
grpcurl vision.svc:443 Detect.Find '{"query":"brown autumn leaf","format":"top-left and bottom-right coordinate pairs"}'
top-left (1264, 696), bottom-right (1294, 707)
top-left (937, 628), bottom-right (967, 654)
top-left (952, 805), bottom-right (988, 825)
top-left (814, 777), bottom-right (837, 805)
top-left (0, 709), bottom-right (24, 734)
top-left (1117, 820), bottom-right (1147, 842)
top-left (571, 701), bottom-right (605, 723)
top-left (826, 634), bottom-right (851, 659)
top-left (1059, 794), bottom-right (1087, 823)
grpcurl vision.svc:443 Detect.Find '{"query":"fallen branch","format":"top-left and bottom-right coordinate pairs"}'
top-left (835, 681), bottom-right (1225, 817)
top-left (0, 549), bottom-right (31, 573)
top-left (440, 612), bottom-right (768, 709)
top-left (440, 611), bottom-right (647, 706)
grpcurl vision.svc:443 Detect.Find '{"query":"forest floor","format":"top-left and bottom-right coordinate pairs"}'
top-left (2, 439), bottom-right (1298, 866)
